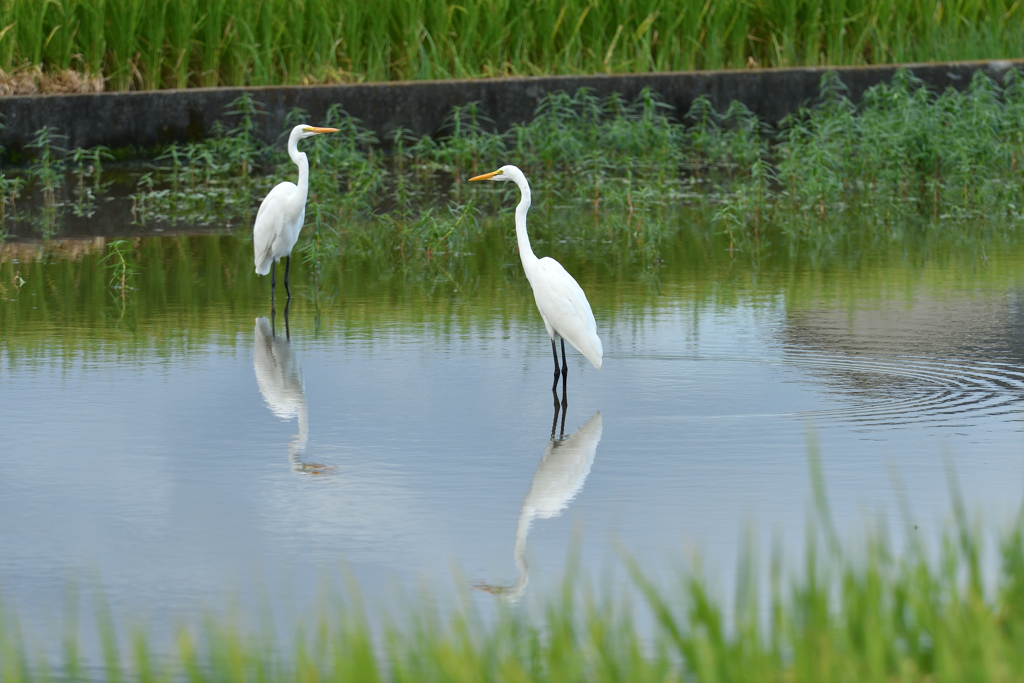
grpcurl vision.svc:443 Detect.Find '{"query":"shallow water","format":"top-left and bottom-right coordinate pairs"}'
top-left (2, 223), bottom-right (1024, 648)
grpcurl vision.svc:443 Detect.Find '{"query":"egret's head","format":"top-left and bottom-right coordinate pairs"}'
top-left (294, 124), bottom-right (340, 139)
top-left (469, 165), bottom-right (524, 184)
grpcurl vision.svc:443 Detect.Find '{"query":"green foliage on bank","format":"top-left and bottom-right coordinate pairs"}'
top-left (12, 68), bottom-right (1024, 259)
top-left (2, 67), bottom-right (1023, 297)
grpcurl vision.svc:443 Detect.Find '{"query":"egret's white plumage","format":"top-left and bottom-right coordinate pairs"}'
top-left (253, 124), bottom-right (338, 297)
top-left (477, 411), bottom-right (603, 600)
top-left (470, 165), bottom-right (603, 377)
top-left (254, 315), bottom-right (307, 449)
top-left (254, 314), bottom-right (333, 475)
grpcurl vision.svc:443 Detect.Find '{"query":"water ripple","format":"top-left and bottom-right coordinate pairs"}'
top-left (777, 348), bottom-right (1024, 428)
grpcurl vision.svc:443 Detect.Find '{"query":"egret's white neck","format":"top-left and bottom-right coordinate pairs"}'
top-left (506, 506), bottom-right (533, 599)
top-left (288, 133), bottom-right (310, 198)
top-left (296, 401), bottom-right (308, 450)
top-left (512, 175), bottom-right (537, 268)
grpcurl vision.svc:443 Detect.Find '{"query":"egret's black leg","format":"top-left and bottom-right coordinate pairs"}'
top-left (560, 338), bottom-right (569, 394)
top-left (284, 256), bottom-right (292, 299)
top-left (551, 339), bottom-right (561, 391)
top-left (559, 390), bottom-right (568, 439)
top-left (270, 298), bottom-right (277, 338)
top-left (283, 297), bottom-right (291, 340)
top-left (550, 389), bottom-right (561, 439)
top-left (270, 262), bottom-right (276, 300)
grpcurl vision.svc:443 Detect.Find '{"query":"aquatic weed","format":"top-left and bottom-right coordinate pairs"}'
top-left (26, 127), bottom-right (66, 208)
top-left (420, 102), bottom-right (506, 197)
top-left (69, 146), bottom-right (112, 218)
top-left (216, 93), bottom-right (268, 178)
top-left (0, 172), bottom-right (25, 226)
top-left (108, 69), bottom-right (1024, 267)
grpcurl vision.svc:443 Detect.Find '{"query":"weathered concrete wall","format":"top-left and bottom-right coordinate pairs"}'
top-left (0, 59), bottom-right (1020, 152)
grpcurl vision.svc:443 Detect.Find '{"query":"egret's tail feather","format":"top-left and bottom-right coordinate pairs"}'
top-left (255, 245), bottom-right (274, 275)
top-left (569, 333), bottom-right (603, 370)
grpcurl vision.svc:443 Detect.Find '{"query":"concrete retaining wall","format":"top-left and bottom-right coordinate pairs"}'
top-left (0, 59), bottom-right (1021, 153)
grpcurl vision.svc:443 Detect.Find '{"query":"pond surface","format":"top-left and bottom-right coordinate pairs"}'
top-left (2, 223), bottom-right (1024, 647)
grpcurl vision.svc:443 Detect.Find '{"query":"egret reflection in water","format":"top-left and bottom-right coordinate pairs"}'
top-left (253, 305), bottom-right (334, 475)
top-left (477, 407), bottom-right (603, 600)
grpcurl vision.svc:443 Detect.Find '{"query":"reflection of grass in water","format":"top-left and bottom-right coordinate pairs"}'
top-left (0, 112), bottom-right (1018, 348)
top-left (3, 448), bottom-right (1024, 680)
top-left (0, 217), bottom-right (1018, 360)
top-left (100, 239), bottom-right (138, 301)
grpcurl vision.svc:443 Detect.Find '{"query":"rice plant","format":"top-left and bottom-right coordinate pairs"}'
top-left (0, 0), bottom-right (1021, 90)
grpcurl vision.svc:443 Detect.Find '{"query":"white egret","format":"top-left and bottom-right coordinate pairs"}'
top-left (254, 309), bottom-right (333, 475)
top-left (254, 124), bottom-right (339, 299)
top-left (470, 165), bottom-right (603, 390)
top-left (476, 411), bottom-right (603, 600)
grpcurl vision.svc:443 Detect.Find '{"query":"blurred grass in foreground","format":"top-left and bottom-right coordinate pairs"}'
top-left (3, 444), bottom-right (1024, 681)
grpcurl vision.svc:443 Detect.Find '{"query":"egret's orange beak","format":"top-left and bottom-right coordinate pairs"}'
top-left (306, 127), bottom-right (339, 134)
top-left (469, 170), bottom-right (501, 181)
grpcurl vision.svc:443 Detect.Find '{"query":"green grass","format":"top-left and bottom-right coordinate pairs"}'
top-left (4, 67), bottom-right (1024, 274)
top-left (96, 70), bottom-right (1024, 263)
top-left (3, 450), bottom-right (1024, 682)
top-left (0, 0), bottom-right (1020, 90)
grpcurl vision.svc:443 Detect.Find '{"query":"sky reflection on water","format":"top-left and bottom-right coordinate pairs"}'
top-left (2, 232), bottom-right (1024, 648)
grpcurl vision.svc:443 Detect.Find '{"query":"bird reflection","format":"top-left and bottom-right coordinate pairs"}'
top-left (253, 302), bottom-right (334, 476)
top-left (551, 387), bottom-right (568, 439)
top-left (476, 405), bottom-right (603, 601)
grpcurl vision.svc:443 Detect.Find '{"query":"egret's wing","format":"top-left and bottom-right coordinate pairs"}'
top-left (253, 182), bottom-right (298, 275)
top-left (253, 316), bottom-right (305, 419)
top-left (532, 257), bottom-right (603, 369)
top-left (523, 411), bottom-right (603, 518)
top-left (493, 411), bottom-right (603, 603)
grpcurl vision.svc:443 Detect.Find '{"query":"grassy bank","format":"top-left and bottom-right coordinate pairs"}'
top-left (100, 68), bottom-right (1024, 239)
top-left (0, 0), bottom-right (1022, 91)
top-left (3, 67), bottom-right (1023, 277)
top-left (2, 458), bottom-right (1024, 682)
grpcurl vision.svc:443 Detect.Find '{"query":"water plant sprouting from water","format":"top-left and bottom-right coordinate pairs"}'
top-left (70, 146), bottom-right (112, 218)
top-left (3, 66), bottom-right (1024, 273)
top-left (26, 127), bottom-right (67, 205)
top-left (106, 66), bottom-right (1024, 270)
top-left (212, 93), bottom-right (268, 180)
top-left (0, 172), bottom-right (24, 230)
